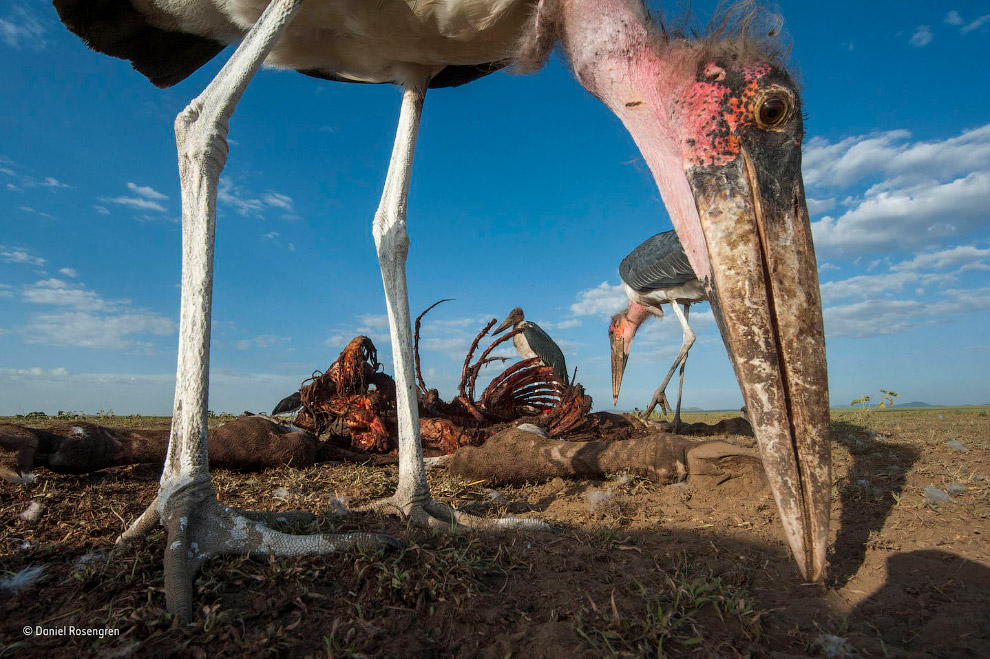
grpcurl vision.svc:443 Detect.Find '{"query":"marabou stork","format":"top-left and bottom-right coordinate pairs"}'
top-left (271, 391), bottom-right (302, 416)
top-left (52, 0), bottom-right (831, 622)
top-left (493, 307), bottom-right (568, 382)
top-left (610, 230), bottom-right (707, 429)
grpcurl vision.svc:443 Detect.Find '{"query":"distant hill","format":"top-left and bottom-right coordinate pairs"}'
top-left (896, 401), bottom-right (936, 408)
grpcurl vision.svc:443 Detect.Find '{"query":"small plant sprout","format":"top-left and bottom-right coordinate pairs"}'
top-left (850, 389), bottom-right (899, 414)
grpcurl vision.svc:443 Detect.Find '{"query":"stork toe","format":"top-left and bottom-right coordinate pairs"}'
top-left (358, 494), bottom-right (552, 533)
top-left (122, 481), bottom-right (398, 625)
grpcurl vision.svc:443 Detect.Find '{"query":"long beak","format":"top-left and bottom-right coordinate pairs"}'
top-left (492, 317), bottom-right (513, 335)
top-left (686, 148), bottom-right (831, 582)
top-left (610, 333), bottom-right (628, 405)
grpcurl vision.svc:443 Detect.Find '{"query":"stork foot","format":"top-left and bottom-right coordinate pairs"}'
top-left (120, 481), bottom-right (398, 624)
top-left (643, 390), bottom-right (672, 419)
top-left (358, 493), bottom-right (552, 533)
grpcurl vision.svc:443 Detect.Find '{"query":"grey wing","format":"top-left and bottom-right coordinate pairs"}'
top-left (522, 322), bottom-right (568, 382)
top-left (619, 231), bottom-right (696, 292)
top-left (272, 391), bottom-right (302, 416)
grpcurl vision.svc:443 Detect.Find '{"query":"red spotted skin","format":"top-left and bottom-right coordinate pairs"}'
top-left (681, 63), bottom-right (784, 168)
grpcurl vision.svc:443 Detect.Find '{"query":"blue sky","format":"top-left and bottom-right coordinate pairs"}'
top-left (1, 1), bottom-right (989, 415)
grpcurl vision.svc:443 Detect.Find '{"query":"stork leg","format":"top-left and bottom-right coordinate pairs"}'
top-left (359, 77), bottom-right (548, 533)
top-left (117, 0), bottom-right (395, 625)
top-left (671, 303), bottom-right (691, 433)
top-left (643, 301), bottom-right (696, 424)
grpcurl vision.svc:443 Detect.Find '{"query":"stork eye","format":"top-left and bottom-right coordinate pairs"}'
top-left (757, 96), bottom-right (790, 129)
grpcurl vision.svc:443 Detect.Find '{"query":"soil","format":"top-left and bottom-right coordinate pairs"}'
top-left (1, 407), bottom-right (988, 657)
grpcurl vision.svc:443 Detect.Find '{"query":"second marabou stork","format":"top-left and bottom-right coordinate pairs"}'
top-left (493, 307), bottom-right (569, 382)
top-left (610, 230), bottom-right (707, 429)
top-left (52, 0), bottom-right (831, 622)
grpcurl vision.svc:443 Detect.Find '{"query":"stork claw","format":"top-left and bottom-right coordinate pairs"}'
top-left (643, 390), bottom-right (672, 419)
top-left (358, 495), bottom-right (552, 533)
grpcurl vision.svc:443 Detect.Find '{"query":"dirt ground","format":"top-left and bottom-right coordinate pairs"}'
top-left (1, 407), bottom-right (988, 657)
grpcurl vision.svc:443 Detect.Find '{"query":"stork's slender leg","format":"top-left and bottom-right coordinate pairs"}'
top-left (671, 303), bottom-right (691, 433)
top-left (360, 78), bottom-right (548, 532)
top-left (643, 300), bottom-right (696, 423)
top-left (117, 0), bottom-right (395, 625)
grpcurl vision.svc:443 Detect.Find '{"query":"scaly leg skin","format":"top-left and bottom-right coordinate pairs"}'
top-left (360, 77), bottom-right (548, 533)
top-left (643, 301), bottom-right (696, 423)
top-left (117, 0), bottom-right (395, 625)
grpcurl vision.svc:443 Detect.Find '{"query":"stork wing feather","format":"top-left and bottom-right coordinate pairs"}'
top-left (271, 391), bottom-right (302, 416)
top-left (54, 0), bottom-right (506, 90)
top-left (521, 322), bottom-right (568, 383)
top-left (619, 231), bottom-right (696, 293)
top-left (53, 0), bottom-right (227, 89)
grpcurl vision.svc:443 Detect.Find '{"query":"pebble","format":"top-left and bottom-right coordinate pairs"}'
top-left (925, 485), bottom-right (954, 506)
top-left (947, 483), bottom-right (967, 496)
top-left (272, 486), bottom-right (290, 499)
top-left (946, 439), bottom-right (968, 453)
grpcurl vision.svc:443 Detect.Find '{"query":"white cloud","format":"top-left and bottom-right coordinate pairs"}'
top-left (0, 246), bottom-right (45, 267)
top-left (909, 25), bottom-right (933, 47)
top-left (235, 334), bottom-right (291, 350)
top-left (807, 197), bottom-right (836, 215)
top-left (21, 311), bottom-right (175, 350)
top-left (803, 125), bottom-right (990, 189)
top-left (93, 205), bottom-right (111, 215)
top-left (891, 245), bottom-right (990, 273)
top-left (825, 286), bottom-right (990, 339)
top-left (824, 299), bottom-right (924, 338)
top-left (961, 14), bottom-right (990, 34)
top-left (0, 8), bottom-right (46, 51)
top-left (22, 278), bottom-right (126, 312)
top-left (570, 281), bottom-right (628, 317)
top-left (17, 206), bottom-right (55, 220)
top-left (355, 314), bottom-right (390, 331)
top-left (0, 284), bottom-right (13, 298)
top-left (104, 195), bottom-right (167, 212)
top-left (58, 267), bottom-right (79, 278)
top-left (0, 367), bottom-right (70, 380)
top-left (811, 171), bottom-right (989, 254)
top-left (944, 10), bottom-right (964, 26)
top-left (818, 271), bottom-right (957, 305)
top-left (262, 192), bottom-right (293, 210)
top-left (218, 178), bottom-right (264, 216)
top-left (41, 176), bottom-right (68, 189)
top-left (538, 318), bottom-right (582, 330)
top-left (126, 182), bottom-right (168, 201)
top-left (218, 179), bottom-right (295, 217)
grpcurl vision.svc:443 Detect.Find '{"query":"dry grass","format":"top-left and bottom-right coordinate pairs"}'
top-left (2, 406), bottom-right (989, 656)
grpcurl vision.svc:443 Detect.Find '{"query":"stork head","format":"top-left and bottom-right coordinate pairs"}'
top-left (608, 301), bottom-right (652, 404)
top-left (493, 306), bottom-right (525, 334)
top-left (553, 0), bottom-right (831, 582)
